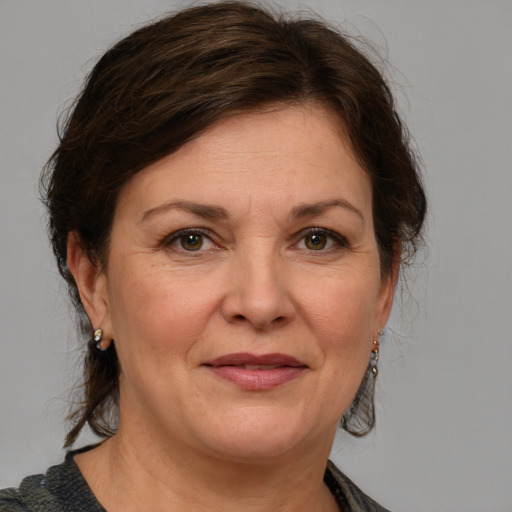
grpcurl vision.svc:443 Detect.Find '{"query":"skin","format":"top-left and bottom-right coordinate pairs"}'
top-left (68, 104), bottom-right (396, 512)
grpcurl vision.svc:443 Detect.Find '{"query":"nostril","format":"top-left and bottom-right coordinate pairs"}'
top-left (229, 313), bottom-right (287, 332)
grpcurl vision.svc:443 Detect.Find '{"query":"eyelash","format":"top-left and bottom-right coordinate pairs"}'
top-left (161, 227), bottom-right (348, 253)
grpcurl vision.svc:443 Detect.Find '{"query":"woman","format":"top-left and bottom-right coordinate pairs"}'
top-left (0, 2), bottom-right (426, 511)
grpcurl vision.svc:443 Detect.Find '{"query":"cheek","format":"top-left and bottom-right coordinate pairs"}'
top-left (107, 262), bottom-right (220, 361)
top-left (303, 272), bottom-right (380, 337)
top-left (300, 272), bottom-right (380, 377)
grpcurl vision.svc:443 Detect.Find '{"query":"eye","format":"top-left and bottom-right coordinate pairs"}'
top-left (164, 229), bottom-right (216, 252)
top-left (304, 232), bottom-right (328, 250)
top-left (179, 233), bottom-right (204, 251)
top-left (297, 228), bottom-right (347, 252)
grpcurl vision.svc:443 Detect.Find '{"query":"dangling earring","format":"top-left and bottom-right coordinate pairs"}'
top-left (371, 329), bottom-right (383, 376)
top-left (93, 328), bottom-right (109, 351)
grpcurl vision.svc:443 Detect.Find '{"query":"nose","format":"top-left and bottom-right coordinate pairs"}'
top-left (220, 245), bottom-right (295, 331)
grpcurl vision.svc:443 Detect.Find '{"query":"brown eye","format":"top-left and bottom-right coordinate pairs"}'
top-left (180, 233), bottom-right (203, 251)
top-left (305, 233), bottom-right (327, 250)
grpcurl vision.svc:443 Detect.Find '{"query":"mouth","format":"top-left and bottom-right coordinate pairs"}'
top-left (203, 353), bottom-right (308, 391)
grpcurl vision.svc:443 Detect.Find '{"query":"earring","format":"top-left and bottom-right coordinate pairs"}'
top-left (371, 329), bottom-right (383, 376)
top-left (93, 328), bottom-right (109, 352)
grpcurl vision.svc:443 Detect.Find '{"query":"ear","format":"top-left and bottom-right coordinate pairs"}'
top-left (375, 245), bottom-right (401, 331)
top-left (67, 232), bottom-right (112, 344)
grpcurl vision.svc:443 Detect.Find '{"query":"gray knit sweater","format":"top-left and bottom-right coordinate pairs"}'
top-left (0, 448), bottom-right (391, 511)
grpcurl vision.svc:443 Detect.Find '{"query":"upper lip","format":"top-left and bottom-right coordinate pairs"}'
top-left (204, 352), bottom-right (307, 368)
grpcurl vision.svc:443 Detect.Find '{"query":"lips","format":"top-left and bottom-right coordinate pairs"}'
top-left (203, 353), bottom-right (307, 391)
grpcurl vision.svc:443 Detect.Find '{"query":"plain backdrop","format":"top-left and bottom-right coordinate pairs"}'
top-left (1, 1), bottom-right (511, 511)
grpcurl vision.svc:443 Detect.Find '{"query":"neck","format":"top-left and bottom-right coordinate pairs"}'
top-left (75, 425), bottom-right (339, 512)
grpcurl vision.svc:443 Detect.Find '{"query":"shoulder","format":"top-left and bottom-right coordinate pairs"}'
top-left (0, 487), bottom-right (26, 511)
top-left (0, 448), bottom-right (105, 512)
top-left (325, 460), bottom-right (392, 512)
top-left (0, 473), bottom-right (56, 512)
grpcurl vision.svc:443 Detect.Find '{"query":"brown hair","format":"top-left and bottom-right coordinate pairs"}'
top-left (40, 1), bottom-right (426, 446)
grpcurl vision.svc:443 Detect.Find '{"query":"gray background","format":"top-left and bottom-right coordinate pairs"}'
top-left (1, 1), bottom-right (511, 511)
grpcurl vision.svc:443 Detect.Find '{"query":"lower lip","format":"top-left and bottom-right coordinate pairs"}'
top-left (207, 366), bottom-right (306, 391)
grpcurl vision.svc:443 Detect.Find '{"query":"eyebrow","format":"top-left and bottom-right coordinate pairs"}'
top-left (139, 198), bottom-right (364, 224)
top-left (139, 200), bottom-right (229, 223)
top-left (291, 199), bottom-right (365, 223)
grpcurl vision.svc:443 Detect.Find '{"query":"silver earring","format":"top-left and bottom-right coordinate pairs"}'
top-left (371, 330), bottom-right (382, 376)
top-left (93, 328), bottom-right (107, 351)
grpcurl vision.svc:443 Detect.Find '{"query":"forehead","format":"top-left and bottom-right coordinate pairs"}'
top-left (115, 105), bottom-right (371, 221)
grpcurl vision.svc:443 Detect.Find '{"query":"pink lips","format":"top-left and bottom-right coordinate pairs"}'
top-left (204, 353), bottom-right (307, 391)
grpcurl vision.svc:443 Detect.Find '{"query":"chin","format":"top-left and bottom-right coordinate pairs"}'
top-left (193, 407), bottom-right (329, 464)
top-left (208, 434), bottom-right (304, 464)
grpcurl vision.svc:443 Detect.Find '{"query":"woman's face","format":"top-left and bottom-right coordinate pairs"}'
top-left (87, 105), bottom-right (395, 461)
